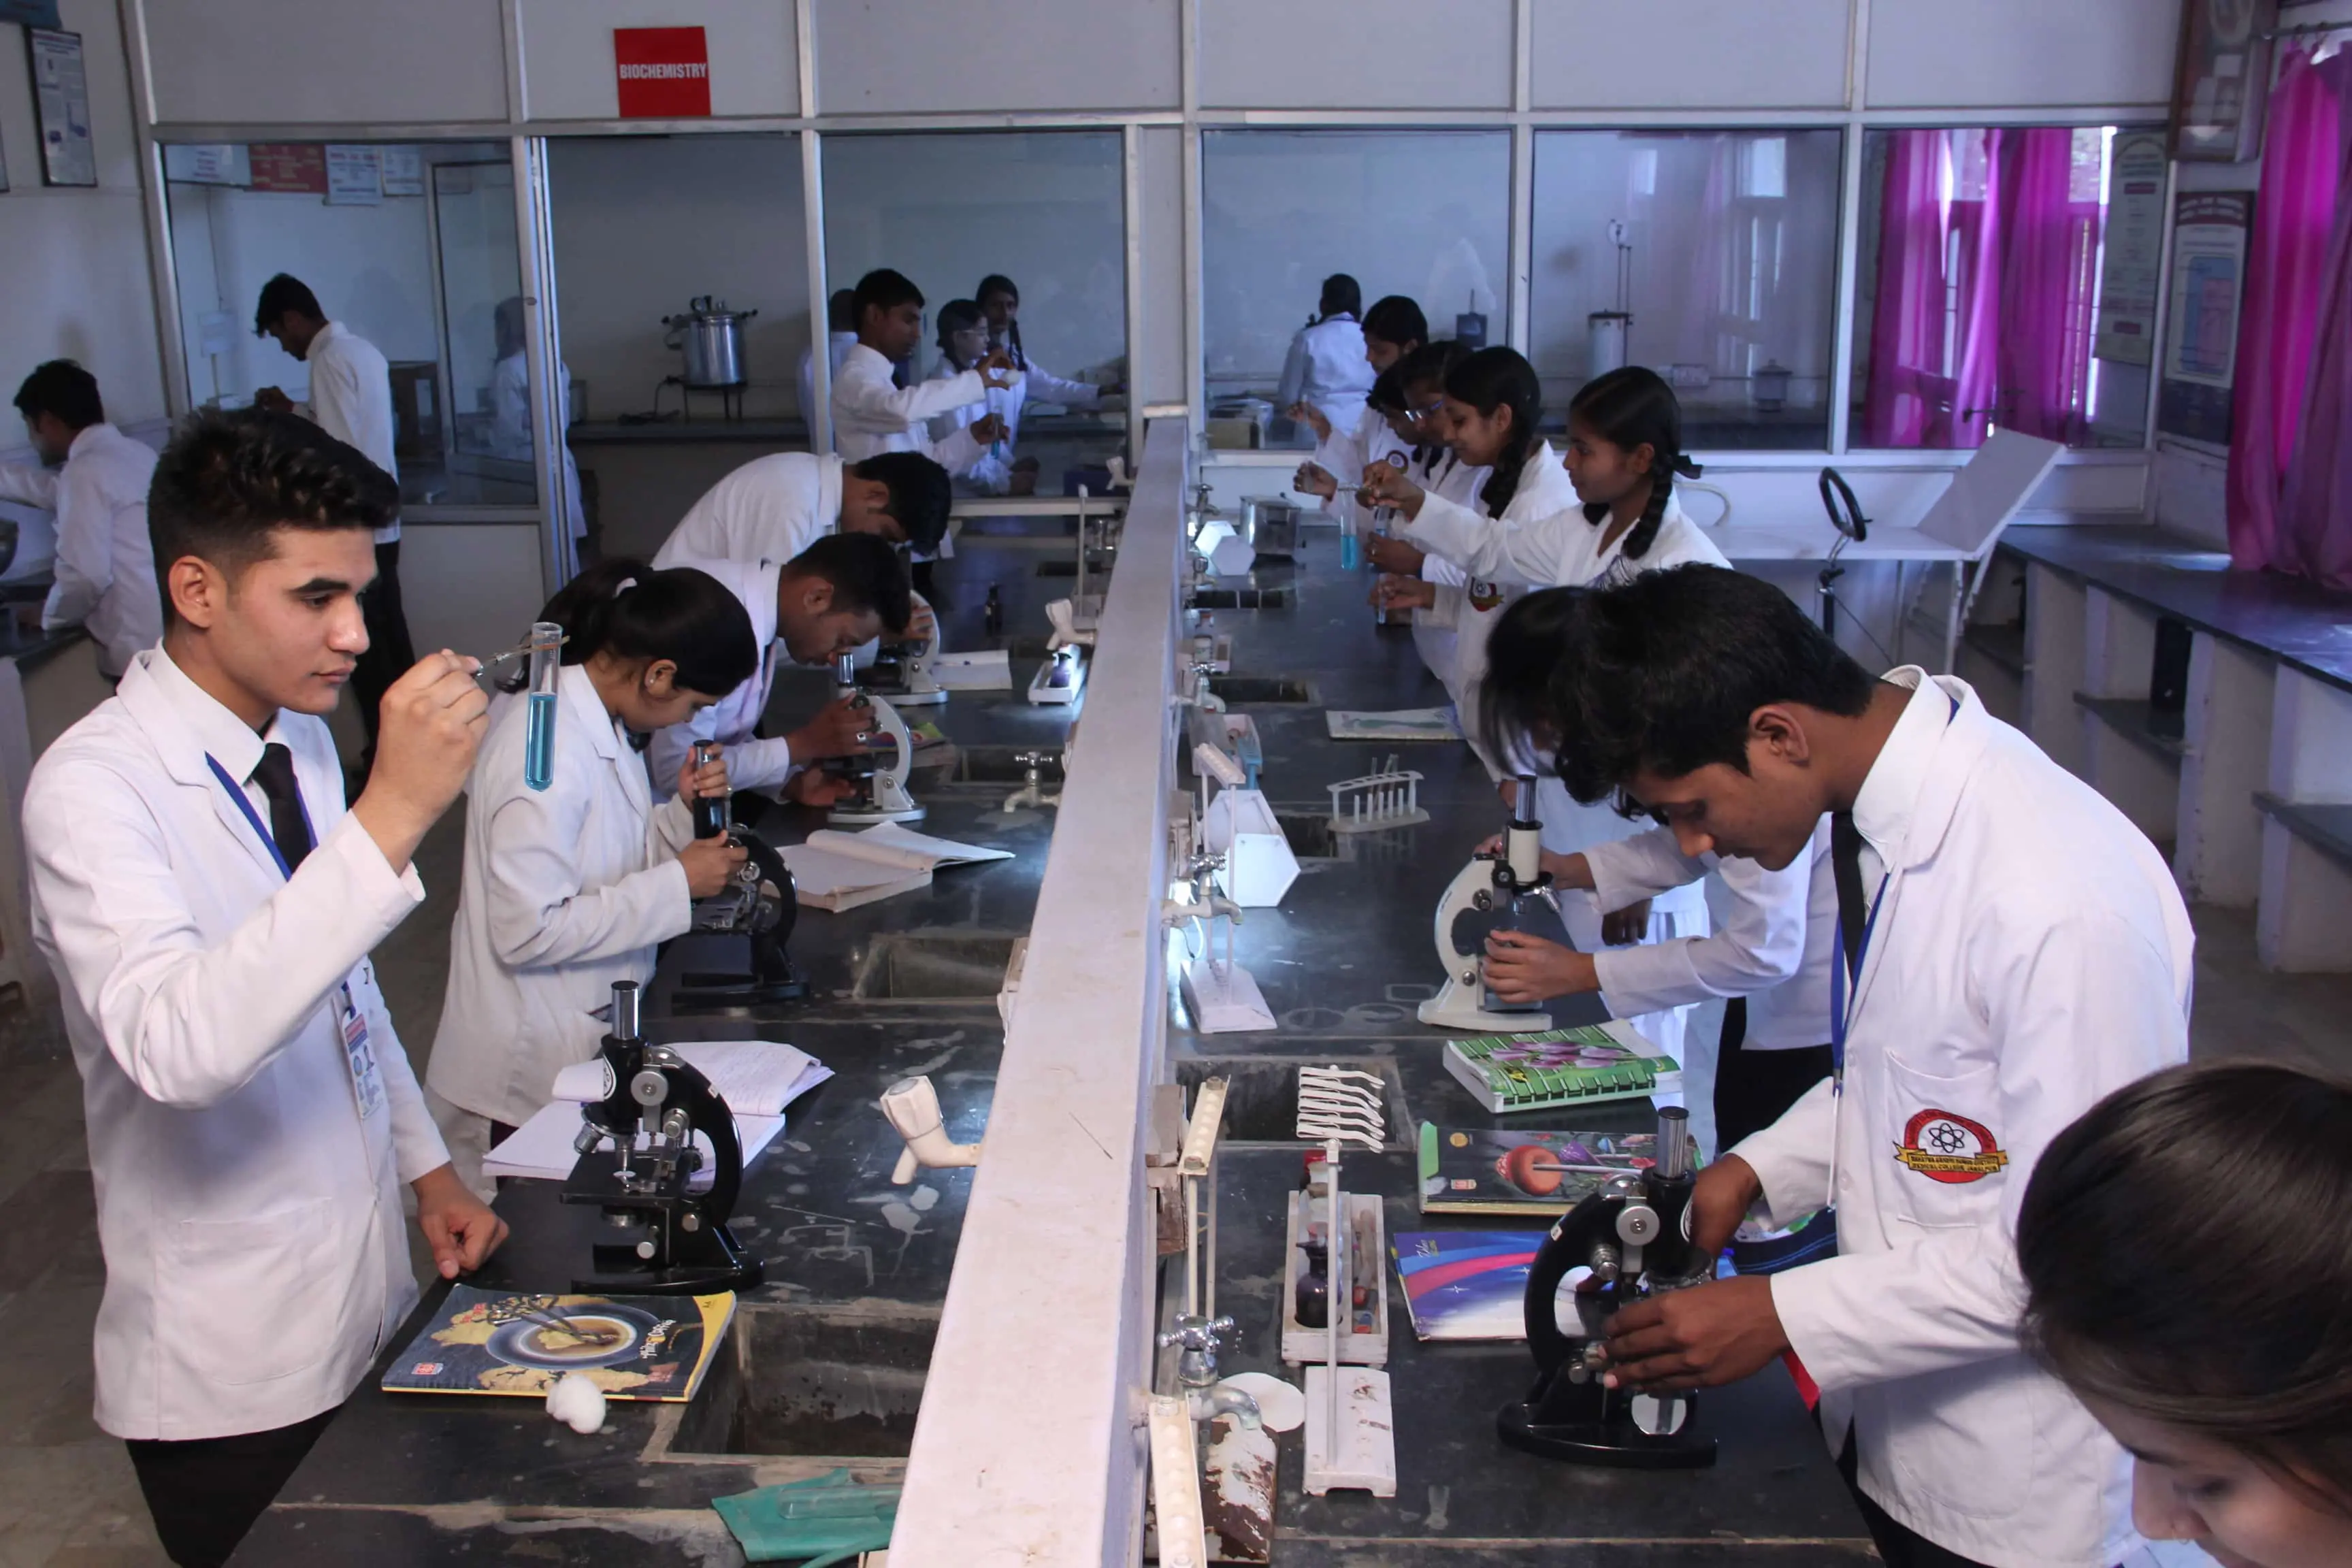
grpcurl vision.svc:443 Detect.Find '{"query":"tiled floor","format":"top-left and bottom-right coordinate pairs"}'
top-left (0, 844), bottom-right (2335, 1563)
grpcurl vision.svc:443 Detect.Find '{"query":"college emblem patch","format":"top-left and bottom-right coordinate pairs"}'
top-left (1893, 1109), bottom-right (2009, 1183)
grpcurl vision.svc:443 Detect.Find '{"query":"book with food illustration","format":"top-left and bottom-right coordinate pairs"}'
top-left (380, 1286), bottom-right (735, 1402)
top-left (1417, 1122), bottom-right (1666, 1215)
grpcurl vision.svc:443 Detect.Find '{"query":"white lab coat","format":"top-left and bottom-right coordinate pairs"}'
top-left (1734, 671), bottom-right (2193, 1567)
top-left (798, 330), bottom-right (859, 441)
top-left (925, 361), bottom-right (1020, 495)
top-left (428, 664), bottom-right (698, 1134)
top-left (1409, 451), bottom-right (1486, 698)
top-left (25, 647), bottom-right (446, 1441)
top-left (300, 321), bottom-right (400, 544)
top-left (1310, 406), bottom-right (1414, 532)
top-left (992, 333), bottom-right (1104, 423)
top-left (831, 342), bottom-right (993, 475)
top-left (646, 555), bottom-right (789, 800)
top-left (490, 351), bottom-right (586, 542)
top-left (651, 452), bottom-right (844, 571)
top-left (1588, 821), bottom-right (1835, 1052)
top-left (0, 423), bottom-right (162, 678)
top-left (1275, 314), bottom-right (1374, 434)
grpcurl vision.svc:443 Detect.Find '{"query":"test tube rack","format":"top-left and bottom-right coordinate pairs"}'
top-left (1326, 756), bottom-right (1428, 834)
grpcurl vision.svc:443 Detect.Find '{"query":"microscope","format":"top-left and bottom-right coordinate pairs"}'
top-left (1499, 1105), bottom-right (1716, 1468)
top-left (870, 601), bottom-right (946, 708)
top-left (670, 745), bottom-right (808, 1013)
top-left (825, 653), bottom-right (926, 826)
top-left (560, 980), bottom-right (764, 1294)
top-left (1417, 774), bottom-right (1563, 1034)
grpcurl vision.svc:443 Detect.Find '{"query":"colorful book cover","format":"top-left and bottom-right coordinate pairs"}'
top-left (1441, 1022), bottom-right (1680, 1114)
top-left (380, 1286), bottom-right (734, 1403)
top-left (1392, 1230), bottom-right (1545, 1341)
top-left (1418, 1122), bottom-right (1661, 1215)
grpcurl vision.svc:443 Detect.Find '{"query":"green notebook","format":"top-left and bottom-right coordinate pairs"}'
top-left (1440, 1021), bottom-right (1680, 1115)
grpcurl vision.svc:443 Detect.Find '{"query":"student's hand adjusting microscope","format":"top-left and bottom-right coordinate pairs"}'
top-left (671, 745), bottom-right (808, 1012)
top-left (561, 980), bottom-right (763, 1294)
top-left (1418, 774), bottom-right (1563, 1033)
top-left (825, 653), bottom-right (926, 826)
top-left (1499, 1105), bottom-right (1716, 1468)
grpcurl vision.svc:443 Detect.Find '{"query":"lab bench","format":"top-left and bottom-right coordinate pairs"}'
top-left (227, 540), bottom-right (1083, 1566)
top-left (225, 518), bottom-right (1866, 1563)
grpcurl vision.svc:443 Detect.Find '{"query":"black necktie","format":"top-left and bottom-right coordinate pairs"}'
top-left (249, 742), bottom-right (314, 873)
top-left (1830, 810), bottom-right (1867, 979)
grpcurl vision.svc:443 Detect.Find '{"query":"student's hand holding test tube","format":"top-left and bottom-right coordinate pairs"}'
top-left (978, 350), bottom-right (1020, 391)
top-left (1286, 402), bottom-right (1333, 442)
top-left (673, 747), bottom-right (749, 899)
top-left (1364, 532), bottom-right (1425, 575)
top-left (1371, 574), bottom-right (1435, 614)
top-left (350, 650), bottom-right (491, 875)
top-left (1356, 463), bottom-right (1426, 521)
top-left (1293, 461), bottom-right (1339, 500)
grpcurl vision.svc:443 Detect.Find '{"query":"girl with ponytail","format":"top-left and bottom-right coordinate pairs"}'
top-left (1561, 365), bottom-right (1722, 586)
top-left (1276, 273), bottom-right (1379, 440)
top-left (928, 299), bottom-right (1032, 495)
top-left (427, 557), bottom-right (762, 1196)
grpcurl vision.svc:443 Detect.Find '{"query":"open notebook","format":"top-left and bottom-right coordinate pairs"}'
top-left (486, 1040), bottom-right (830, 1184)
top-left (781, 822), bottom-right (1014, 912)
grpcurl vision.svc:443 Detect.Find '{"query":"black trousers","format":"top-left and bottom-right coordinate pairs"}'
top-left (1712, 997), bottom-right (1835, 1153)
top-left (1838, 1434), bottom-right (1994, 1568)
top-left (352, 539), bottom-right (416, 757)
top-left (126, 1406), bottom-right (340, 1567)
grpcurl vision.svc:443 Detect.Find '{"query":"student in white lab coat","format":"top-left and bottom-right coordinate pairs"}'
top-left (1359, 348), bottom-right (1577, 737)
top-left (797, 288), bottom-right (860, 446)
top-left (1352, 342), bottom-right (1478, 693)
top-left (252, 274), bottom-right (416, 770)
top-left (2020, 1062), bottom-right (2352, 1568)
top-left (1275, 273), bottom-right (1376, 439)
top-left (649, 450), bottom-right (951, 572)
top-left (427, 558), bottom-right (762, 1198)
top-left (1477, 589), bottom-right (1836, 1180)
top-left (24, 408), bottom-right (504, 1568)
top-left (490, 296), bottom-right (585, 546)
top-left (832, 269), bottom-right (1017, 595)
top-left (1535, 564), bottom-right (2193, 1568)
top-left (928, 299), bottom-right (1030, 496)
top-left (647, 532), bottom-right (913, 811)
top-left (1, 360), bottom-right (162, 678)
top-left (1290, 293), bottom-right (1426, 515)
top-left (976, 272), bottom-right (1119, 436)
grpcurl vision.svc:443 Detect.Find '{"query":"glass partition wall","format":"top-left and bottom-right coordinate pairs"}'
top-left (161, 140), bottom-right (538, 510)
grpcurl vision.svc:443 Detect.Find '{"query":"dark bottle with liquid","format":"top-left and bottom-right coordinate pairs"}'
top-left (690, 740), bottom-right (728, 840)
top-left (983, 583), bottom-right (1004, 636)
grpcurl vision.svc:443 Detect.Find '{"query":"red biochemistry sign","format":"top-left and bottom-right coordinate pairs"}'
top-left (615, 27), bottom-right (711, 118)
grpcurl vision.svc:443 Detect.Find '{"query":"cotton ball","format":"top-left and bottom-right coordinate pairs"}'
top-left (546, 1371), bottom-right (606, 1434)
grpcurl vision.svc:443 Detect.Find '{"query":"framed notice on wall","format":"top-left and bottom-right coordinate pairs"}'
top-left (2094, 133), bottom-right (2170, 366)
top-left (26, 27), bottom-right (96, 188)
top-left (2157, 192), bottom-right (2255, 445)
top-left (2172, 0), bottom-right (2278, 161)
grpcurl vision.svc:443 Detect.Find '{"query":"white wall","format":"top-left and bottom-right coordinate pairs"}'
top-left (1865, 0), bottom-right (2177, 109)
top-left (546, 135), bottom-right (809, 422)
top-left (823, 131), bottom-right (1128, 388)
top-left (1532, 0), bottom-right (1854, 110)
top-left (1200, 0), bottom-right (1514, 110)
top-left (1200, 130), bottom-right (1512, 385)
top-left (813, 0), bottom-right (1180, 113)
top-left (143, 0), bottom-right (510, 126)
top-left (0, 1), bottom-right (166, 436)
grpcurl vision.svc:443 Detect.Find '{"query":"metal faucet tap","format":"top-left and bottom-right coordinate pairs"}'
top-left (1158, 1313), bottom-right (1238, 1389)
top-left (1162, 850), bottom-right (1242, 929)
top-left (1000, 749), bottom-right (1061, 813)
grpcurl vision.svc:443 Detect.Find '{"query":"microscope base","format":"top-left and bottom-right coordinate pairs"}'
top-left (572, 1218), bottom-right (765, 1296)
top-left (1497, 1399), bottom-right (1716, 1469)
top-left (1416, 979), bottom-right (1552, 1034)
top-left (828, 801), bottom-right (926, 826)
top-left (671, 974), bottom-right (811, 1012)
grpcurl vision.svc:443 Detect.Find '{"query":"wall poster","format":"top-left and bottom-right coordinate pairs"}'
top-left (26, 27), bottom-right (95, 188)
top-left (2093, 132), bottom-right (2170, 366)
top-left (2172, 0), bottom-right (2278, 161)
top-left (2157, 191), bottom-right (2255, 445)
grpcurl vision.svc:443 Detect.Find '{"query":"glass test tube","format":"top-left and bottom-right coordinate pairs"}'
top-left (523, 620), bottom-right (561, 791)
top-left (691, 740), bottom-right (729, 839)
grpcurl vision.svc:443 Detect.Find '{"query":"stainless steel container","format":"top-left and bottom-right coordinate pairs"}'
top-left (1240, 495), bottom-right (1305, 558)
top-left (662, 295), bottom-right (756, 389)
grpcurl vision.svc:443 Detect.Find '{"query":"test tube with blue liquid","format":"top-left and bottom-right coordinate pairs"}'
top-left (523, 620), bottom-right (561, 791)
top-left (1339, 515), bottom-right (1362, 572)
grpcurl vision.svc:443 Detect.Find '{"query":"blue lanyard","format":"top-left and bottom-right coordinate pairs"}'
top-left (203, 753), bottom-right (314, 882)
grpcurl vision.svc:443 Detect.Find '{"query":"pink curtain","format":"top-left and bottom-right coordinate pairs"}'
top-left (1997, 129), bottom-right (2104, 444)
top-left (2277, 53), bottom-right (2352, 590)
top-left (2230, 48), bottom-right (2345, 576)
top-left (1863, 129), bottom-right (2104, 448)
top-left (1863, 131), bottom-right (1952, 446)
